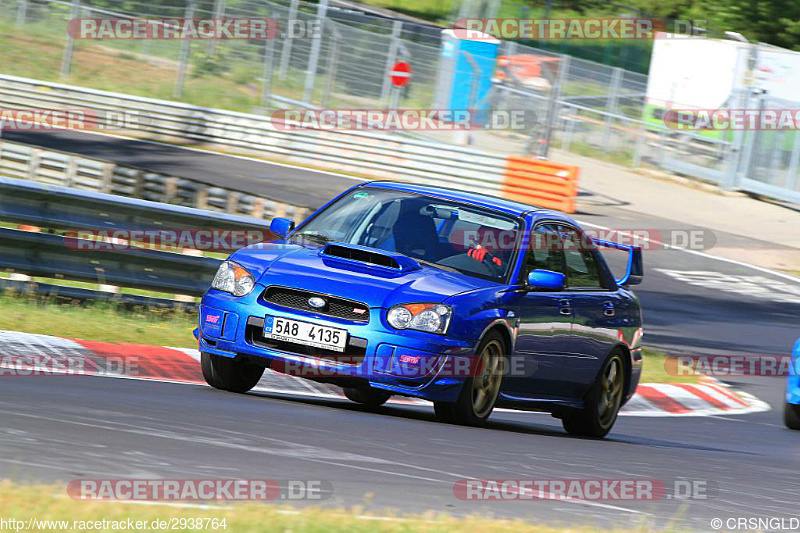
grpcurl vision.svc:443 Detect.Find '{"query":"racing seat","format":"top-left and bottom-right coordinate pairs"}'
top-left (392, 202), bottom-right (441, 261)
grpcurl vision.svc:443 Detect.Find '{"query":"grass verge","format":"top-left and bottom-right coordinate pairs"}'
top-left (0, 293), bottom-right (196, 348)
top-left (0, 293), bottom-right (698, 383)
top-left (1, 481), bottom-right (652, 533)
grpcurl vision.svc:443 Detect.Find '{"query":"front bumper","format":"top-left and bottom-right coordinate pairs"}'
top-left (197, 285), bottom-right (476, 403)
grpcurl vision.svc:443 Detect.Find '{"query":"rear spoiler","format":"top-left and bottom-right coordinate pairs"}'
top-left (593, 239), bottom-right (643, 286)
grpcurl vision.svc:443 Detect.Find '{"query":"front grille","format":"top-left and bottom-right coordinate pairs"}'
top-left (245, 317), bottom-right (366, 365)
top-left (261, 286), bottom-right (370, 323)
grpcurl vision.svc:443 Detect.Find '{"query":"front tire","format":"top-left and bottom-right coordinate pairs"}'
top-left (434, 332), bottom-right (505, 426)
top-left (562, 350), bottom-right (626, 438)
top-left (343, 387), bottom-right (392, 408)
top-left (785, 402), bottom-right (800, 430)
top-left (201, 352), bottom-right (264, 393)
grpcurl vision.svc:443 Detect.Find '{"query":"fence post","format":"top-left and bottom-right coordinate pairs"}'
top-left (60, 0), bottom-right (81, 77)
top-left (785, 124), bottom-right (800, 192)
top-left (601, 66), bottom-right (623, 151)
top-left (632, 121), bottom-right (646, 168)
top-left (278, 0), bottom-right (299, 80)
top-left (380, 20), bottom-right (402, 105)
top-left (538, 54), bottom-right (568, 158)
top-left (303, 0), bottom-right (329, 103)
top-left (207, 0), bottom-right (225, 56)
top-left (16, 0), bottom-right (27, 27)
top-left (261, 23), bottom-right (275, 108)
top-left (322, 23), bottom-right (341, 108)
top-left (174, 0), bottom-right (197, 99)
top-left (562, 109), bottom-right (576, 152)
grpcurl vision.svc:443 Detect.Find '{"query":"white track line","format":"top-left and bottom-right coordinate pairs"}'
top-left (578, 220), bottom-right (800, 284)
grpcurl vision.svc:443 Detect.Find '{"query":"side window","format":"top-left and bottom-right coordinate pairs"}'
top-left (560, 227), bottom-right (603, 288)
top-left (523, 224), bottom-right (566, 279)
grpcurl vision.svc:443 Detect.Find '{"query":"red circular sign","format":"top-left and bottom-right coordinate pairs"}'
top-left (390, 61), bottom-right (412, 87)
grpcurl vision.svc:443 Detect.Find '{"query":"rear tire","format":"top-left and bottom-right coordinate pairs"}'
top-left (343, 387), bottom-right (392, 408)
top-left (201, 352), bottom-right (264, 393)
top-left (785, 402), bottom-right (800, 430)
top-left (562, 350), bottom-right (626, 439)
top-left (433, 331), bottom-right (505, 427)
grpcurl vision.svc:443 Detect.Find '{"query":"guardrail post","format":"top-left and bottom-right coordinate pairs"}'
top-left (28, 149), bottom-right (40, 181)
top-left (196, 186), bottom-right (209, 209)
top-left (65, 156), bottom-right (77, 188)
top-left (133, 169), bottom-right (144, 198)
top-left (174, 0), bottom-right (197, 99)
top-left (252, 198), bottom-right (265, 219)
top-left (165, 177), bottom-right (178, 203)
top-left (16, 0), bottom-right (28, 27)
top-left (303, 0), bottom-right (329, 103)
top-left (101, 163), bottom-right (113, 193)
top-left (278, 0), bottom-right (299, 81)
top-left (60, 0), bottom-right (81, 77)
top-left (226, 192), bottom-right (240, 213)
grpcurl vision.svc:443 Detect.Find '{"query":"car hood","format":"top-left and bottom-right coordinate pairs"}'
top-left (230, 242), bottom-right (496, 308)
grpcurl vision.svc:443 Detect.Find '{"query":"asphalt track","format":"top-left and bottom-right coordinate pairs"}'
top-left (2, 130), bottom-right (800, 530)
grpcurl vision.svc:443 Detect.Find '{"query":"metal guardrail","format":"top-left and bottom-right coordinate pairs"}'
top-left (0, 74), bottom-right (510, 199)
top-left (0, 226), bottom-right (221, 296)
top-left (0, 139), bottom-right (311, 221)
top-left (0, 177), bottom-right (286, 298)
top-left (0, 177), bottom-right (273, 233)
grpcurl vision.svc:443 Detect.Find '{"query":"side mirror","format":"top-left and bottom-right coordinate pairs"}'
top-left (527, 269), bottom-right (566, 291)
top-left (269, 217), bottom-right (295, 239)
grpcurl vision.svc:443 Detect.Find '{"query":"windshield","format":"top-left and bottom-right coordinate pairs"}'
top-left (291, 187), bottom-right (522, 282)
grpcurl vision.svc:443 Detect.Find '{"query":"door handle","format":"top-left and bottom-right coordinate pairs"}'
top-left (558, 299), bottom-right (572, 316)
top-left (603, 302), bottom-right (616, 317)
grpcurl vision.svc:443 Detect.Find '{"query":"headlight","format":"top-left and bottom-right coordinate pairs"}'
top-left (387, 303), bottom-right (452, 334)
top-left (211, 261), bottom-right (255, 297)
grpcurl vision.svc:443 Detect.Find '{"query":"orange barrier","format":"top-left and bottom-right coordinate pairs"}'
top-left (501, 156), bottom-right (580, 213)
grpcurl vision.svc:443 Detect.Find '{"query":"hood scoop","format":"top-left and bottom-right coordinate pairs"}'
top-left (320, 243), bottom-right (421, 275)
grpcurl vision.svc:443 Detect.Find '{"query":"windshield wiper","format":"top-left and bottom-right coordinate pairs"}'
top-left (416, 258), bottom-right (460, 274)
top-left (292, 232), bottom-right (333, 245)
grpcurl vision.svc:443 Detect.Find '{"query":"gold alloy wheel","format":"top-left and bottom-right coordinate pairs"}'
top-left (472, 339), bottom-right (504, 418)
top-left (598, 355), bottom-right (624, 428)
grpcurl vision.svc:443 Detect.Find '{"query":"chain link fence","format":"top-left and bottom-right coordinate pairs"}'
top-left (3, 0), bottom-right (799, 203)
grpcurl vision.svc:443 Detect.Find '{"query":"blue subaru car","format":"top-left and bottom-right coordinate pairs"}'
top-left (197, 182), bottom-right (644, 438)
top-left (785, 338), bottom-right (800, 430)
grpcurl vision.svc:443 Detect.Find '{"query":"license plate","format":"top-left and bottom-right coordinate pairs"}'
top-left (263, 316), bottom-right (347, 352)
